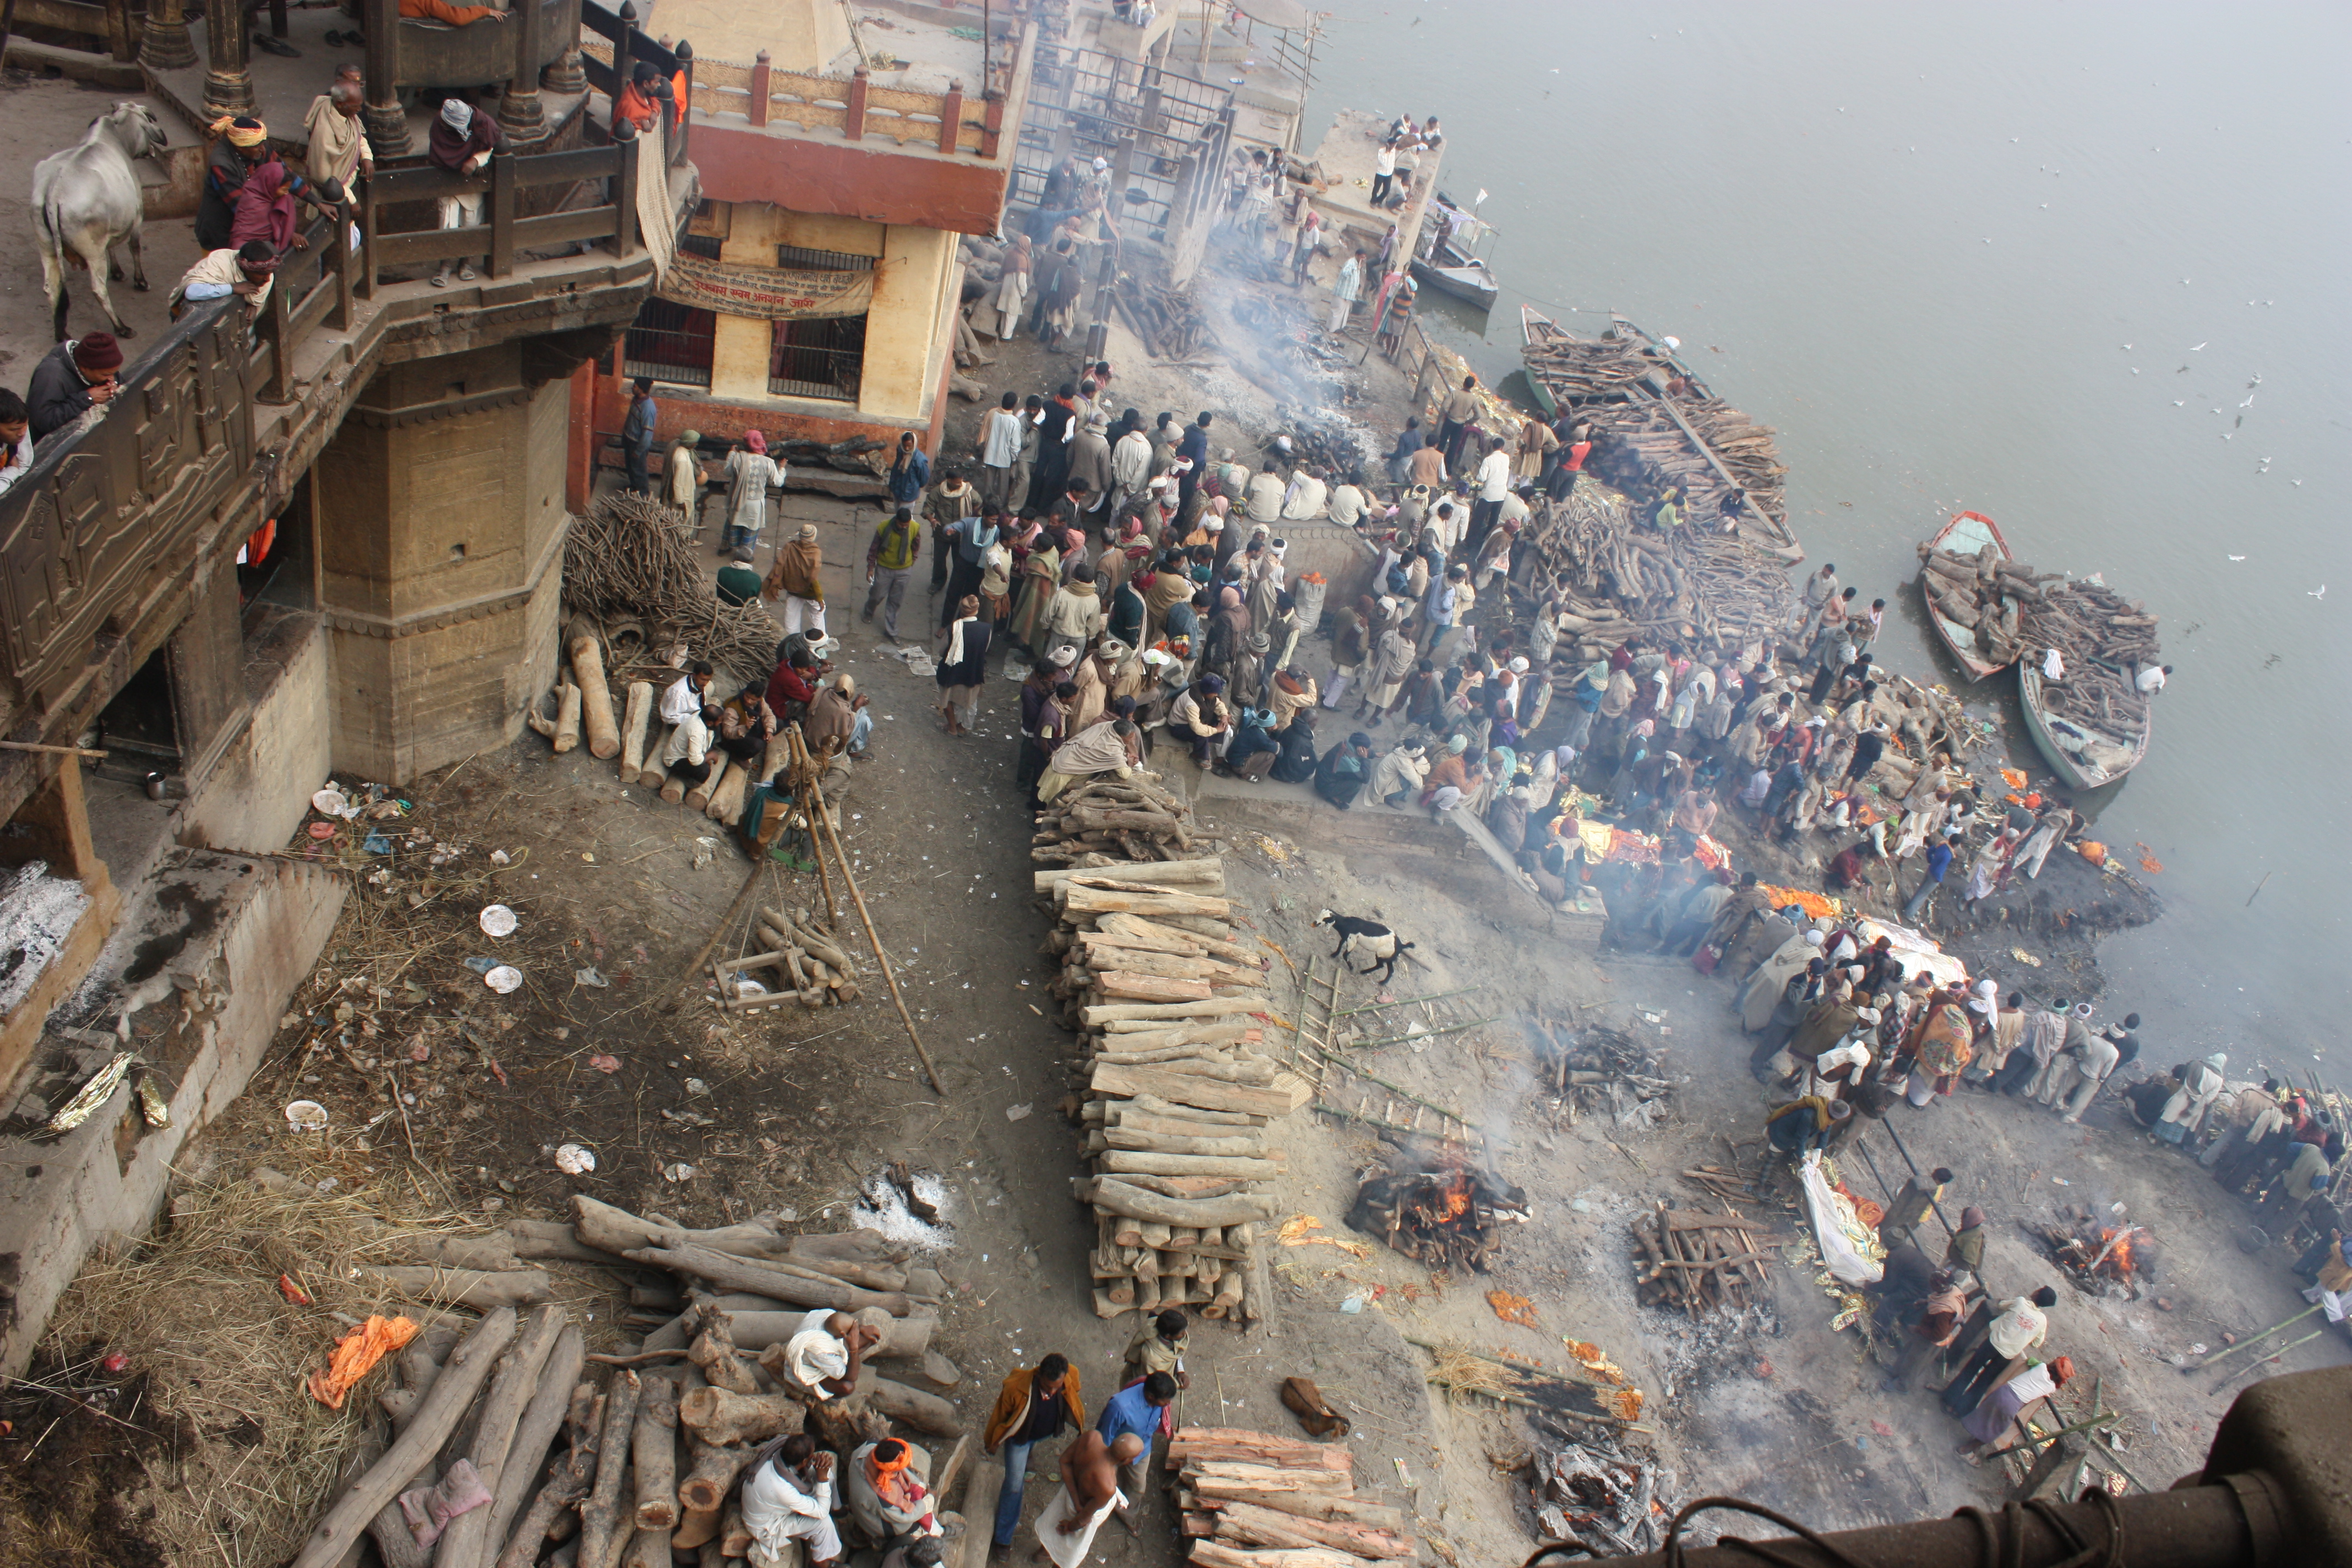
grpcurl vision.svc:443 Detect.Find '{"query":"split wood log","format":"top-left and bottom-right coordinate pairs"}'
top-left (1188, 1543), bottom-right (1370, 1568)
top-left (503, 1219), bottom-right (630, 1266)
top-left (619, 682), bottom-right (655, 780)
top-left (1080, 944), bottom-right (1256, 984)
top-left (1123, 1093), bottom-right (1266, 1127)
top-left (677, 1441), bottom-right (755, 1518)
top-left (369, 1499), bottom-right (434, 1568)
top-left (1081, 999), bottom-right (1273, 1027)
top-left (361, 1266), bottom-right (553, 1310)
top-left (1164, 1431), bottom-right (1352, 1469)
top-left (1061, 885), bottom-right (1233, 919)
top-left (1078, 1177), bottom-right (1277, 1228)
top-left (1035, 859), bottom-right (1226, 893)
top-left (1098, 913), bottom-right (1267, 966)
top-left (639, 728), bottom-right (673, 790)
top-left (1096, 971), bottom-right (1217, 1004)
top-left (958, 1458), bottom-right (1004, 1568)
top-left (705, 762), bottom-right (750, 825)
top-left (624, 1244), bottom-right (912, 1316)
top-left (853, 1369), bottom-right (963, 1436)
top-left (685, 768), bottom-right (716, 813)
top-left (1215, 1500), bottom-right (1411, 1558)
top-left (619, 1528), bottom-right (668, 1568)
top-left (573, 638), bottom-right (622, 759)
top-left (1108, 1109), bottom-right (1269, 1142)
top-left (494, 1457), bottom-right (591, 1568)
top-left (1103, 1128), bottom-right (1268, 1158)
top-left (1189, 1489), bottom-right (1406, 1530)
top-left (1092, 1020), bottom-right (1263, 1051)
top-left (553, 683), bottom-right (583, 754)
top-left (676, 1385), bottom-right (806, 1448)
top-left (1093, 1052), bottom-right (1276, 1086)
top-left (287, 1308), bottom-right (518, 1568)
top-left (720, 1498), bottom-right (751, 1557)
top-left (576, 1369), bottom-right (643, 1568)
top-left (1101, 1151), bottom-right (1283, 1179)
top-left (1091, 1063), bottom-right (1295, 1118)
top-left (478, 1331), bottom-right (587, 1568)
top-left (570, 1197), bottom-right (791, 1261)
top-left (1186, 1465), bottom-right (1352, 1495)
top-left (431, 1304), bottom-right (565, 1568)
top-left (368, 1230), bottom-right (520, 1272)
top-left (630, 1375), bottom-right (681, 1531)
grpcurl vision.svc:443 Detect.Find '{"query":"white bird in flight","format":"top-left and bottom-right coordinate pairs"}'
top-left (2190, 341), bottom-right (2207, 350)
top-left (2229, 554), bottom-right (2246, 561)
top-left (2311, 585), bottom-right (2327, 600)
top-left (2241, 394), bottom-right (2256, 408)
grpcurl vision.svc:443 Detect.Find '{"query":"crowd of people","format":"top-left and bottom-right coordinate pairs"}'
top-left (736, 1303), bottom-right (1189, 1568)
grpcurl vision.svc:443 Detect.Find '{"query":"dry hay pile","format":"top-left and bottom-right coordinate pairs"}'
top-left (18, 1163), bottom-right (609, 1568)
top-left (563, 492), bottom-right (780, 684)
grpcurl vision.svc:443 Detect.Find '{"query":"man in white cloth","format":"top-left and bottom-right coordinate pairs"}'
top-left (780, 1306), bottom-right (880, 1400)
top-left (1031, 1430), bottom-right (1142, 1566)
top-left (743, 1433), bottom-right (843, 1568)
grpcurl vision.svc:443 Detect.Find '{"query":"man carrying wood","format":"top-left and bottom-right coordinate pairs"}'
top-left (780, 1307), bottom-right (880, 1400)
top-left (985, 1353), bottom-right (1086, 1560)
top-left (743, 1433), bottom-right (843, 1568)
top-left (1033, 1430), bottom-right (1143, 1566)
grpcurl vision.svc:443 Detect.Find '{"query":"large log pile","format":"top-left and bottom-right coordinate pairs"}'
top-left (1171, 1426), bottom-right (1418, 1568)
top-left (1917, 540), bottom-right (2056, 669)
top-left (309, 1196), bottom-right (965, 1568)
top-left (1118, 284), bottom-right (1217, 360)
top-left (1629, 1201), bottom-right (1769, 1317)
top-left (1037, 864), bottom-right (1306, 1322)
top-left (2019, 579), bottom-right (2161, 749)
top-left (1527, 482), bottom-right (1796, 668)
top-left (1033, 772), bottom-right (1202, 863)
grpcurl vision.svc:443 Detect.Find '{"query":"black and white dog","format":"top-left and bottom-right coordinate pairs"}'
top-left (1312, 909), bottom-right (1417, 984)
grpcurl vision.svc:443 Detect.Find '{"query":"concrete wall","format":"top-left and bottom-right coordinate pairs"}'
top-left (317, 351), bottom-right (570, 783)
top-left (180, 612), bottom-right (330, 856)
top-left (860, 223), bottom-right (955, 421)
top-left (0, 851), bottom-right (346, 1378)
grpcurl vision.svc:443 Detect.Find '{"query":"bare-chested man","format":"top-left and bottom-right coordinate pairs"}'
top-left (1032, 1431), bottom-right (1144, 1565)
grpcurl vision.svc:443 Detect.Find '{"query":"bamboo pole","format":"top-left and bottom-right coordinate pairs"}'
top-left (787, 727), bottom-right (839, 927)
top-left (810, 776), bottom-right (944, 1095)
top-left (671, 861), bottom-right (768, 1014)
top-left (2184, 1305), bottom-right (2321, 1372)
top-left (1333, 986), bottom-right (1484, 1017)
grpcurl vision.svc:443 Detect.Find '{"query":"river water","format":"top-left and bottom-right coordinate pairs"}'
top-left (1298, 1), bottom-right (2352, 1076)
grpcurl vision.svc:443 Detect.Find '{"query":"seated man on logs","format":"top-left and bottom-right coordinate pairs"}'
top-left (780, 1307), bottom-right (880, 1401)
top-left (847, 1436), bottom-right (942, 1550)
top-left (743, 1433), bottom-right (843, 1568)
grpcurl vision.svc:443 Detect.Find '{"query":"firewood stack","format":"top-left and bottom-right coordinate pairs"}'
top-left (1117, 284), bottom-right (1216, 359)
top-left (1170, 1426), bottom-right (1418, 1568)
top-left (1629, 1201), bottom-right (1768, 1317)
top-left (1034, 859), bottom-right (1310, 1323)
top-left (2018, 578), bottom-right (2162, 747)
top-left (1032, 771), bottom-right (1201, 863)
top-left (1917, 540), bottom-right (2053, 669)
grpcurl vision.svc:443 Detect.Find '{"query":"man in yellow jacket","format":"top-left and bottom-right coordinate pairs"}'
top-left (984, 1353), bottom-right (1085, 1560)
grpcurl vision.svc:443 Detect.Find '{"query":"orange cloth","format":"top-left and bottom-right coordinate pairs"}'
top-left (308, 1314), bottom-right (420, 1409)
top-left (400, 0), bottom-right (502, 24)
top-left (616, 81), bottom-right (660, 131)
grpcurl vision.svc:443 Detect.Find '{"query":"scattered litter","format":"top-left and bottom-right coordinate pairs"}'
top-left (663, 1163), bottom-right (698, 1183)
top-left (407, 1041), bottom-right (430, 1063)
top-left (2054, 1177), bottom-right (2071, 1186)
top-left (588, 1055), bottom-right (622, 1074)
top-left (478, 904), bottom-right (518, 938)
top-left (1870, 1419), bottom-right (1894, 1438)
top-left (277, 1273), bottom-right (313, 1305)
top-left (1340, 1291), bottom-right (1370, 1314)
top-left (311, 788), bottom-right (349, 816)
top-left (575, 966), bottom-right (609, 988)
top-left (362, 831), bottom-right (393, 855)
top-left (463, 956), bottom-right (496, 974)
top-left (490, 849), bottom-right (511, 866)
top-left (308, 821), bottom-right (337, 840)
top-left (284, 1098), bottom-right (329, 1133)
top-left (1278, 1213), bottom-right (1371, 1258)
top-left (554, 1143), bottom-right (596, 1174)
top-left (582, 852), bottom-right (596, 863)
top-left (2009, 946), bottom-right (2043, 967)
top-left (1487, 1289), bottom-right (1540, 1328)
top-left (483, 966), bottom-right (523, 993)
top-left (41, 1053), bottom-right (135, 1136)
top-left (1005, 1102), bottom-right (1033, 1121)
top-left (308, 1314), bottom-right (419, 1409)
top-left (684, 1077), bottom-right (709, 1095)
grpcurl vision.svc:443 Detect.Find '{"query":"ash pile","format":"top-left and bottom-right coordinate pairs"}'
top-left (1345, 1138), bottom-right (1529, 1272)
top-left (1527, 1433), bottom-right (1681, 1557)
top-left (1259, 411), bottom-right (1375, 484)
top-left (1527, 1017), bottom-right (1674, 1131)
top-left (1229, 292), bottom-right (1366, 404)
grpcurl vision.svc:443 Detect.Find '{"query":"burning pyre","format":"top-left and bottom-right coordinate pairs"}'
top-left (2041, 1211), bottom-right (2158, 1299)
top-left (1347, 1141), bottom-right (1530, 1272)
top-left (1528, 1436), bottom-right (1678, 1557)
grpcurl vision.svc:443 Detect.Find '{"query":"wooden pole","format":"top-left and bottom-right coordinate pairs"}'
top-left (810, 789), bottom-right (944, 1095)
top-left (669, 860), bottom-right (767, 1013)
top-left (788, 728), bottom-right (840, 928)
top-left (0, 741), bottom-right (105, 758)
top-left (2185, 1305), bottom-right (2322, 1372)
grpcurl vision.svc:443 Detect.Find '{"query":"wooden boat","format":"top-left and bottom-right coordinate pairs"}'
top-left (1520, 306), bottom-right (1562, 417)
top-left (1918, 510), bottom-right (2015, 680)
top-left (2019, 662), bottom-right (2150, 790)
top-left (1409, 194), bottom-right (1499, 312)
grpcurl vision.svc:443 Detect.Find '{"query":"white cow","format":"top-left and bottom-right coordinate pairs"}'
top-left (33, 101), bottom-right (168, 342)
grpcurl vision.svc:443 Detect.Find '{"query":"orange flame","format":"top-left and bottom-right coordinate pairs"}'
top-left (2097, 1227), bottom-right (2138, 1276)
top-left (1437, 1174), bottom-right (1472, 1220)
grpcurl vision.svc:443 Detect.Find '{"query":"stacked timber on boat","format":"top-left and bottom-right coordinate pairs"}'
top-left (1528, 481), bottom-right (1797, 671)
top-left (1033, 770), bottom-right (1202, 864)
top-left (2019, 578), bottom-right (2161, 786)
top-left (291, 1200), bottom-right (962, 1568)
top-left (1035, 860), bottom-right (1306, 1322)
top-left (1172, 1427), bottom-right (1418, 1568)
top-left (1919, 536), bottom-right (2054, 674)
top-left (1521, 315), bottom-right (1794, 549)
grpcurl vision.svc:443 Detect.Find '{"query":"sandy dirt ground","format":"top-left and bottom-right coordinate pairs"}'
top-left (6, 241), bottom-right (2338, 1564)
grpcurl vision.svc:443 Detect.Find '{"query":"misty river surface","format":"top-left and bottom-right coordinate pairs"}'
top-left (1298, 1), bottom-right (2352, 1075)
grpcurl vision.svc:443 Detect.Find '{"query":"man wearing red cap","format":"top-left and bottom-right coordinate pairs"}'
top-left (28, 331), bottom-right (123, 442)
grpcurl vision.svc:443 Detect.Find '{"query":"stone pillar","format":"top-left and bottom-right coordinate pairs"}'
top-left (497, 0), bottom-right (547, 144)
top-left (200, 0), bottom-right (257, 119)
top-left (541, 45), bottom-right (586, 95)
top-left (361, 0), bottom-right (411, 158)
top-left (140, 0), bottom-right (198, 72)
top-left (314, 344), bottom-right (573, 783)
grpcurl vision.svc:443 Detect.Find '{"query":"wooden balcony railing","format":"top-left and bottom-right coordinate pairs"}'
top-left (357, 134), bottom-right (645, 303)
